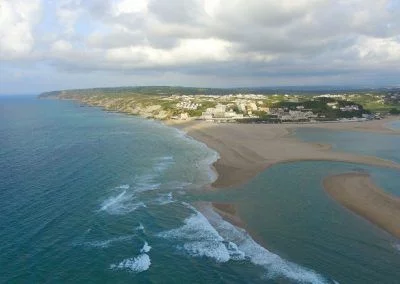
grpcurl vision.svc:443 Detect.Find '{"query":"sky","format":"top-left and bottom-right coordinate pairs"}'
top-left (0, 0), bottom-right (399, 94)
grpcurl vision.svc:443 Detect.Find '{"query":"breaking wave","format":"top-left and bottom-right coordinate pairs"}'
top-left (158, 210), bottom-right (243, 263)
top-left (153, 156), bottom-right (174, 173)
top-left (110, 254), bottom-right (151, 273)
top-left (115, 184), bottom-right (130, 190)
top-left (158, 203), bottom-right (334, 284)
top-left (110, 241), bottom-right (152, 273)
top-left (100, 190), bottom-right (145, 215)
top-left (170, 127), bottom-right (220, 185)
top-left (135, 223), bottom-right (145, 231)
top-left (154, 192), bottom-right (174, 205)
top-left (140, 241), bottom-right (151, 253)
top-left (131, 156), bottom-right (175, 193)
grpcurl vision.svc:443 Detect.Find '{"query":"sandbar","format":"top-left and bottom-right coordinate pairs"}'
top-left (173, 118), bottom-right (400, 188)
top-left (323, 173), bottom-right (400, 238)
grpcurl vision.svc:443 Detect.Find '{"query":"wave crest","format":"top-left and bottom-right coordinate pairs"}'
top-left (110, 254), bottom-right (150, 273)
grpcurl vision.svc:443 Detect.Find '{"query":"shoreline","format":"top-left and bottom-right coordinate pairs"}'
top-left (168, 117), bottom-right (400, 240)
top-left (323, 173), bottom-right (400, 239)
top-left (171, 117), bottom-right (400, 189)
top-left (52, 98), bottom-right (400, 243)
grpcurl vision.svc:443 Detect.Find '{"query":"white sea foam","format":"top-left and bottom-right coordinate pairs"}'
top-left (100, 190), bottom-right (145, 215)
top-left (135, 223), bottom-right (145, 231)
top-left (202, 205), bottom-right (332, 284)
top-left (80, 235), bottom-right (134, 248)
top-left (157, 209), bottom-right (242, 263)
top-left (197, 150), bottom-right (220, 183)
top-left (393, 242), bottom-right (400, 252)
top-left (115, 184), bottom-right (130, 190)
top-left (160, 203), bottom-right (332, 283)
top-left (153, 156), bottom-right (174, 173)
top-left (140, 241), bottom-right (152, 253)
top-left (171, 127), bottom-right (219, 185)
top-left (133, 174), bottom-right (160, 193)
top-left (110, 254), bottom-right (151, 273)
top-left (129, 156), bottom-right (176, 193)
top-left (154, 192), bottom-right (174, 205)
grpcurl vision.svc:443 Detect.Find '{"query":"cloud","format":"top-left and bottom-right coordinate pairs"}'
top-left (0, 0), bottom-right (41, 60)
top-left (1, 0), bottom-right (400, 92)
top-left (56, 0), bottom-right (82, 35)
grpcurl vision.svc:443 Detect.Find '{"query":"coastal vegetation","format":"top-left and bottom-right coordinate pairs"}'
top-left (39, 86), bottom-right (400, 122)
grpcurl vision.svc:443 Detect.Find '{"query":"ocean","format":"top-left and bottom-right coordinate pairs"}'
top-left (1, 96), bottom-right (399, 283)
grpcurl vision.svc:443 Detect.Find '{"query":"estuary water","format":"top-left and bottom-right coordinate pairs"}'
top-left (195, 121), bottom-right (400, 283)
top-left (1, 96), bottom-right (399, 283)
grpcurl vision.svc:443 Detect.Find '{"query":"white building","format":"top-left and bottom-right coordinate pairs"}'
top-left (249, 102), bottom-right (258, 111)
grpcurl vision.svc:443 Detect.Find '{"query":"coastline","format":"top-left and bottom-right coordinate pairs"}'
top-left (168, 117), bottom-right (400, 240)
top-left (171, 117), bottom-right (400, 188)
top-left (323, 173), bottom-right (400, 239)
top-left (45, 97), bottom-right (400, 244)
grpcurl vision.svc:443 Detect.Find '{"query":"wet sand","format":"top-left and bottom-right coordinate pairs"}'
top-left (288, 116), bottom-right (400, 135)
top-left (324, 173), bottom-right (400, 238)
top-left (169, 117), bottom-right (400, 239)
top-left (173, 118), bottom-right (400, 188)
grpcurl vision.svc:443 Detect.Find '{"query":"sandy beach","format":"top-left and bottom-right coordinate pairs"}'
top-left (324, 173), bottom-right (400, 238)
top-left (173, 117), bottom-right (400, 188)
top-left (169, 117), bottom-right (400, 239)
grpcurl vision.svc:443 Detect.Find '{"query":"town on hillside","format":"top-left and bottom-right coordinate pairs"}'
top-left (40, 87), bottom-right (400, 123)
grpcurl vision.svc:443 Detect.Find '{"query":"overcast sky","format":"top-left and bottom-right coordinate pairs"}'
top-left (1, 0), bottom-right (399, 94)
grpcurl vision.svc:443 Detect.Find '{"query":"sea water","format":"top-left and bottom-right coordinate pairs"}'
top-left (1, 96), bottom-right (335, 283)
top-left (1, 96), bottom-right (399, 283)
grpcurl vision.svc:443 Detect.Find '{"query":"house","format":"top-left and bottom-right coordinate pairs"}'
top-left (180, 113), bottom-right (189, 120)
top-left (327, 102), bottom-right (338, 109)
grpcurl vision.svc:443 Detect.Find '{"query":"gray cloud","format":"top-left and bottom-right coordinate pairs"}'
top-left (1, 0), bottom-right (399, 93)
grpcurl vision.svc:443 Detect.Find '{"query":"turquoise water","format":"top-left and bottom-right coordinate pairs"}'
top-left (1, 97), bottom-right (337, 284)
top-left (1, 97), bottom-right (399, 283)
top-left (294, 123), bottom-right (400, 164)
top-left (387, 119), bottom-right (400, 131)
top-left (199, 121), bottom-right (400, 283)
top-left (218, 123), bottom-right (400, 283)
top-left (212, 162), bottom-right (400, 284)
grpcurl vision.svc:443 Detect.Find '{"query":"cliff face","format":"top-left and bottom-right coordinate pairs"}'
top-left (38, 89), bottom-right (176, 120)
top-left (38, 91), bottom-right (63, 98)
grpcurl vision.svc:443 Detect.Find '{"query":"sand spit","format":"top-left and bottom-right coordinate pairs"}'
top-left (324, 173), bottom-right (400, 239)
top-left (173, 119), bottom-right (399, 188)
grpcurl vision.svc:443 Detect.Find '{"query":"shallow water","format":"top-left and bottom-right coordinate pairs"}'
top-left (212, 123), bottom-right (400, 283)
top-left (294, 123), bottom-right (400, 164)
top-left (214, 162), bottom-right (400, 284)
